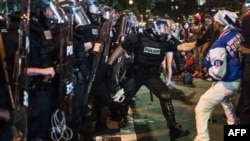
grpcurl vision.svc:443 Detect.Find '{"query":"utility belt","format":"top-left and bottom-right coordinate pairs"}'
top-left (28, 76), bottom-right (56, 92)
top-left (133, 66), bottom-right (161, 77)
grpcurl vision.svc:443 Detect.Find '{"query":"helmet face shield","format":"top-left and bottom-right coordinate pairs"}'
top-left (145, 18), bottom-right (169, 41)
top-left (73, 6), bottom-right (91, 26)
top-left (48, 1), bottom-right (64, 23)
top-left (59, 2), bottom-right (91, 33)
top-left (89, 4), bottom-right (101, 14)
top-left (126, 14), bottom-right (134, 33)
top-left (123, 11), bottom-right (137, 34)
top-left (151, 20), bottom-right (168, 36)
top-left (100, 5), bottom-right (114, 20)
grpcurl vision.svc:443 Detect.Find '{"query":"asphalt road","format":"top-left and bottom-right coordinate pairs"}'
top-left (93, 75), bottom-right (240, 141)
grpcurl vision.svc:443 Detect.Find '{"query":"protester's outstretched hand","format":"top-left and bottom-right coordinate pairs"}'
top-left (237, 44), bottom-right (250, 54)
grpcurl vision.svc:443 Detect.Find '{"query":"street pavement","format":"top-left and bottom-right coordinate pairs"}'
top-left (93, 75), bottom-right (240, 141)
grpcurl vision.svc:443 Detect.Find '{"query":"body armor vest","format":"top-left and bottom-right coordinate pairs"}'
top-left (134, 34), bottom-right (168, 68)
top-left (29, 23), bottom-right (57, 68)
top-left (81, 24), bottom-right (99, 42)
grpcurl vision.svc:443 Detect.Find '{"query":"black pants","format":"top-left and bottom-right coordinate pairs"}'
top-left (28, 87), bottom-right (58, 141)
top-left (120, 75), bottom-right (177, 127)
top-left (0, 81), bottom-right (13, 141)
top-left (91, 80), bottom-right (111, 126)
top-left (0, 119), bottom-right (13, 141)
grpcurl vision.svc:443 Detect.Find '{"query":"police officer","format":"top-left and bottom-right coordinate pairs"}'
top-left (0, 66), bottom-right (12, 141)
top-left (27, 0), bottom-right (63, 140)
top-left (0, 33), bottom-right (13, 141)
top-left (0, 13), bottom-right (8, 39)
top-left (0, 12), bottom-right (23, 140)
top-left (108, 10), bottom-right (138, 127)
top-left (60, 1), bottom-right (93, 140)
top-left (106, 17), bottom-right (190, 141)
top-left (84, 0), bottom-right (119, 134)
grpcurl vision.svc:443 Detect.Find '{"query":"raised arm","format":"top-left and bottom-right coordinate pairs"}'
top-left (177, 41), bottom-right (196, 52)
top-left (107, 46), bottom-right (125, 65)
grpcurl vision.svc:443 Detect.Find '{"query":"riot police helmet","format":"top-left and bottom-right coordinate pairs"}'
top-left (59, 1), bottom-right (91, 34)
top-left (99, 5), bottom-right (116, 21)
top-left (31, 0), bottom-right (64, 27)
top-left (85, 0), bottom-right (101, 23)
top-left (145, 17), bottom-right (169, 41)
top-left (121, 10), bottom-right (138, 34)
top-left (73, 5), bottom-right (91, 32)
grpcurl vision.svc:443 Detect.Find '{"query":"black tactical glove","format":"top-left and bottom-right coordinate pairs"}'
top-left (103, 64), bottom-right (125, 102)
top-left (102, 63), bottom-right (114, 79)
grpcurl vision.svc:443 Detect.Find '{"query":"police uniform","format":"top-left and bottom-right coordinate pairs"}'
top-left (84, 1), bottom-right (119, 134)
top-left (116, 29), bottom-right (189, 140)
top-left (67, 27), bottom-right (93, 140)
top-left (27, 18), bottom-right (60, 141)
top-left (0, 63), bottom-right (13, 141)
top-left (2, 12), bottom-right (21, 140)
top-left (0, 14), bottom-right (8, 39)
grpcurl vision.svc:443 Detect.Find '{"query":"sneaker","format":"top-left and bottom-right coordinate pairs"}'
top-left (192, 70), bottom-right (200, 77)
top-left (206, 77), bottom-right (213, 82)
top-left (196, 72), bottom-right (204, 78)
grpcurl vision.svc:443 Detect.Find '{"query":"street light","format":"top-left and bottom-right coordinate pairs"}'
top-left (129, 0), bottom-right (133, 5)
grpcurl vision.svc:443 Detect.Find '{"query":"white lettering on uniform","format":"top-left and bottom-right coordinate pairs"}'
top-left (144, 47), bottom-right (160, 55)
top-left (23, 90), bottom-right (29, 108)
top-left (66, 45), bottom-right (73, 56)
top-left (66, 82), bottom-right (74, 95)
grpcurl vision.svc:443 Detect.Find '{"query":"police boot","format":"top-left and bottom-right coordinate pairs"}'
top-left (160, 100), bottom-right (190, 141)
top-left (109, 102), bottom-right (121, 122)
top-left (95, 106), bottom-right (119, 135)
top-left (169, 122), bottom-right (190, 141)
top-left (95, 123), bottom-right (118, 135)
top-left (119, 102), bottom-right (129, 128)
